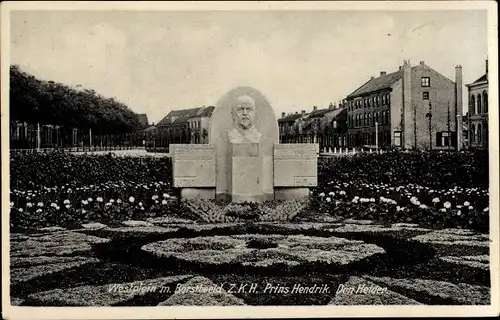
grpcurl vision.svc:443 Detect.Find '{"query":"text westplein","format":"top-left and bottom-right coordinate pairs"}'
top-left (108, 282), bottom-right (171, 295)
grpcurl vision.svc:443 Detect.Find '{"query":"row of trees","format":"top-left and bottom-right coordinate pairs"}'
top-left (10, 65), bottom-right (145, 135)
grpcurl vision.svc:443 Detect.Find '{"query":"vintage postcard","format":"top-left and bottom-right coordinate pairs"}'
top-left (1, 1), bottom-right (498, 319)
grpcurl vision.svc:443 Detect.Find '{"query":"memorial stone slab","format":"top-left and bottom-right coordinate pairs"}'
top-left (274, 144), bottom-right (318, 200)
top-left (171, 144), bottom-right (216, 199)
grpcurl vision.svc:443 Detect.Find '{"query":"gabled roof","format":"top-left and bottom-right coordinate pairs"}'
top-left (473, 74), bottom-right (487, 84)
top-left (157, 107), bottom-right (200, 126)
top-left (172, 108), bottom-right (202, 124)
top-left (194, 106), bottom-right (215, 118)
top-left (278, 113), bottom-right (304, 123)
top-left (347, 70), bottom-right (404, 98)
top-left (157, 106), bottom-right (216, 126)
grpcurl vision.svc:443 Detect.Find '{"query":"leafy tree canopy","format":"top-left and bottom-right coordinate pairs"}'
top-left (10, 65), bottom-right (144, 134)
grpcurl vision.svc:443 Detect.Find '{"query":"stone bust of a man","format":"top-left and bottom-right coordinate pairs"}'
top-left (228, 95), bottom-right (262, 143)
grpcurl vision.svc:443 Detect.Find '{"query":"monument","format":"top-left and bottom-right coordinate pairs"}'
top-left (171, 86), bottom-right (319, 203)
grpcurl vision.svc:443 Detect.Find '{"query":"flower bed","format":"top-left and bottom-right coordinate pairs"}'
top-left (9, 150), bottom-right (489, 233)
top-left (142, 234), bottom-right (385, 270)
top-left (10, 151), bottom-right (172, 190)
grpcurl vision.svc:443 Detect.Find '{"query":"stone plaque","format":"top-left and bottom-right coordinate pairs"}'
top-left (171, 144), bottom-right (216, 188)
top-left (274, 144), bottom-right (319, 187)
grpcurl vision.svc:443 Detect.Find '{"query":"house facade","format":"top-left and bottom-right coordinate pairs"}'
top-left (466, 60), bottom-right (489, 149)
top-left (345, 60), bottom-right (463, 150)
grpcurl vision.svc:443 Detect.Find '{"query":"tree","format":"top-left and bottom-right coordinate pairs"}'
top-left (9, 65), bottom-right (144, 135)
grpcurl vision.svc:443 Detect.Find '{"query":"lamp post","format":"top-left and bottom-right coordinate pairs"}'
top-left (425, 102), bottom-right (432, 151)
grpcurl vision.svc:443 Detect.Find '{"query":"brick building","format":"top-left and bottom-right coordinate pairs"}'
top-left (466, 60), bottom-right (489, 149)
top-left (345, 60), bottom-right (463, 150)
top-left (278, 103), bottom-right (348, 150)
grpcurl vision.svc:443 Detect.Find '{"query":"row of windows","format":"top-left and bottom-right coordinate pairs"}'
top-left (348, 132), bottom-right (391, 147)
top-left (347, 94), bottom-right (391, 111)
top-left (348, 110), bottom-right (390, 128)
top-left (189, 120), bottom-right (202, 129)
top-left (470, 91), bottom-right (488, 114)
top-left (470, 124), bottom-right (486, 143)
top-left (393, 130), bottom-right (456, 147)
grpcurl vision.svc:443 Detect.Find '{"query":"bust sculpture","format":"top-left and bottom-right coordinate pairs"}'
top-left (228, 95), bottom-right (262, 144)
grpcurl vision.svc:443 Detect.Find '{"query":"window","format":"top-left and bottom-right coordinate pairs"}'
top-left (483, 91), bottom-right (488, 113)
top-left (477, 124), bottom-right (482, 143)
top-left (386, 94), bottom-right (390, 104)
top-left (368, 113), bottom-right (372, 126)
top-left (477, 94), bottom-right (482, 114)
top-left (385, 110), bottom-right (389, 124)
top-left (470, 95), bottom-right (476, 114)
top-left (421, 77), bottom-right (430, 87)
top-left (423, 92), bottom-right (429, 100)
top-left (436, 131), bottom-right (451, 147)
top-left (364, 98), bottom-right (367, 107)
top-left (471, 124), bottom-right (476, 142)
top-left (394, 131), bottom-right (402, 146)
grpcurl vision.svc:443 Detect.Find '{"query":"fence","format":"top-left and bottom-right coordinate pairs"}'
top-left (10, 122), bottom-right (387, 155)
top-left (9, 122), bottom-right (147, 152)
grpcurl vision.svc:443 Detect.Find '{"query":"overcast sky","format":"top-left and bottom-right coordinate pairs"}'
top-left (10, 10), bottom-right (488, 124)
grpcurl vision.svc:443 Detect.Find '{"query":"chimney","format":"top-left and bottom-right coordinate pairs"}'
top-left (455, 65), bottom-right (463, 150)
top-left (281, 112), bottom-right (286, 118)
top-left (329, 102), bottom-right (334, 109)
top-left (402, 60), bottom-right (412, 149)
top-left (301, 110), bottom-right (306, 115)
top-left (380, 71), bottom-right (387, 76)
top-left (370, 76), bottom-right (375, 80)
top-left (486, 59), bottom-right (488, 74)
top-left (313, 106), bottom-right (318, 111)
top-left (295, 111), bottom-right (298, 115)
top-left (419, 61), bottom-right (425, 66)
top-left (399, 66), bottom-right (402, 71)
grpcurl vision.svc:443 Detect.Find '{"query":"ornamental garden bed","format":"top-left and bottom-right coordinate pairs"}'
top-left (9, 150), bottom-right (490, 306)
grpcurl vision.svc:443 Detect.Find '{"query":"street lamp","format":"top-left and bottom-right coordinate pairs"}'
top-left (425, 102), bottom-right (432, 150)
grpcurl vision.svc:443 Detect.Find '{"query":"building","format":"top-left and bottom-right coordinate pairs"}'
top-left (344, 60), bottom-right (463, 150)
top-left (465, 60), bottom-right (489, 149)
top-left (187, 106), bottom-right (215, 144)
top-left (278, 110), bottom-right (307, 143)
top-left (278, 103), bottom-right (348, 150)
top-left (154, 106), bottom-right (215, 149)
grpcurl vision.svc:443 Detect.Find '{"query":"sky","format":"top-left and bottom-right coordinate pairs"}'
top-left (10, 9), bottom-right (488, 124)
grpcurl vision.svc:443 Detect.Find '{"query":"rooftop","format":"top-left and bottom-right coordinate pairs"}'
top-left (347, 70), bottom-right (405, 98)
top-left (157, 106), bottom-right (214, 126)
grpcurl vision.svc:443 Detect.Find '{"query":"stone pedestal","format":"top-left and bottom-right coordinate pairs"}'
top-left (180, 188), bottom-right (216, 200)
top-left (230, 143), bottom-right (273, 203)
top-left (274, 188), bottom-right (310, 201)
